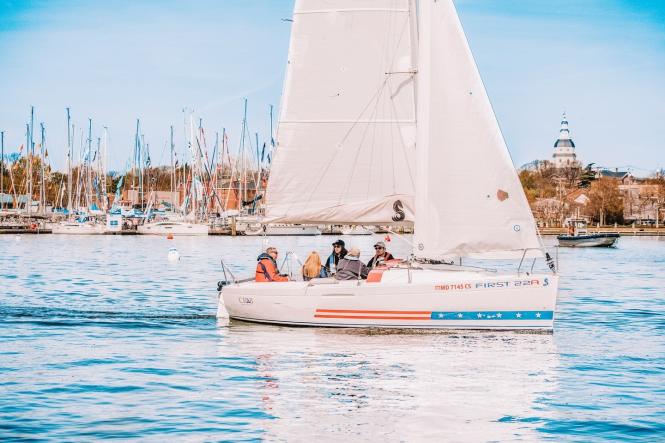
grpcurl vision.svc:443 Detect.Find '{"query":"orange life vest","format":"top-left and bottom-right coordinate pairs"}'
top-left (255, 257), bottom-right (288, 282)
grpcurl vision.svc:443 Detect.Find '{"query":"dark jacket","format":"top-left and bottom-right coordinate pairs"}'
top-left (334, 258), bottom-right (369, 280)
top-left (367, 252), bottom-right (395, 268)
top-left (325, 248), bottom-right (348, 273)
top-left (255, 253), bottom-right (288, 282)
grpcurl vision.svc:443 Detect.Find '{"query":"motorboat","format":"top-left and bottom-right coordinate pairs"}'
top-left (137, 220), bottom-right (208, 236)
top-left (217, 0), bottom-right (558, 330)
top-left (557, 218), bottom-right (619, 247)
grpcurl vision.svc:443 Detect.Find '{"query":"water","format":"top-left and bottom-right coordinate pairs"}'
top-left (1, 235), bottom-right (663, 442)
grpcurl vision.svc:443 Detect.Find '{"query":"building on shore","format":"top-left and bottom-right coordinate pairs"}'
top-left (552, 113), bottom-right (578, 168)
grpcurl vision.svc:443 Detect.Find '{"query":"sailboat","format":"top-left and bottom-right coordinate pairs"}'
top-left (217, 0), bottom-right (558, 330)
top-left (340, 225), bottom-right (374, 236)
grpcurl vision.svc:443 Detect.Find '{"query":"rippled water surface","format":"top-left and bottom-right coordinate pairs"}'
top-left (1, 234), bottom-right (663, 442)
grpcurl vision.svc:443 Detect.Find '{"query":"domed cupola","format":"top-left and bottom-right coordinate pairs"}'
top-left (552, 112), bottom-right (577, 168)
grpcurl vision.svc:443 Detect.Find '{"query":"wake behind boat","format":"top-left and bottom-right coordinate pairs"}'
top-left (217, 0), bottom-right (558, 330)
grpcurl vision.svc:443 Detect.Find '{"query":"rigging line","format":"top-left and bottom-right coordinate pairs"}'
top-left (386, 11), bottom-right (411, 73)
top-left (387, 78), bottom-right (416, 190)
top-left (390, 82), bottom-right (396, 195)
top-left (339, 80), bottom-right (386, 205)
top-left (364, 83), bottom-right (383, 203)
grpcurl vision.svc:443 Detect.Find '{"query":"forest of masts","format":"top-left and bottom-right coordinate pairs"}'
top-left (0, 101), bottom-right (274, 219)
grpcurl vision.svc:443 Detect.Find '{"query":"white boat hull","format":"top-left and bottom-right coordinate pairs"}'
top-left (340, 226), bottom-right (373, 235)
top-left (243, 224), bottom-right (321, 236)
top-left (50, 223), bottom-right (106, 235)
top-left (138, 222), bottom-right (208, 236)
top-left (218, 269), bottom-right (557, 330)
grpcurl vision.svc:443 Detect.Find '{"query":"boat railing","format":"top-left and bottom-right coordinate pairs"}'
top-left (280, 251), bottom-right (304, 280)
top-left (218, 258), bottom-right (240, 290)
top-left (518, 247), bottom-right (558, 276)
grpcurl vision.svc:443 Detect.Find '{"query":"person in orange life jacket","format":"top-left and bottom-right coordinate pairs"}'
top-left (366, 241), bottom-right (394, 268)
top-left (325, 239), bottom-right (348, 274)
top-left (255, 247), bottom-right (289, 282)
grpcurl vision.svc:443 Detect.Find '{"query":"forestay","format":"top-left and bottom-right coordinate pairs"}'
top-left (265, 0), bottom-right (417, 224)
top-left (414, 0), bottom-right (542, 259)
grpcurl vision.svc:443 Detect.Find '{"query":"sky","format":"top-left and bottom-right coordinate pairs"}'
top-left (0, 0), bottom-right (664, 175)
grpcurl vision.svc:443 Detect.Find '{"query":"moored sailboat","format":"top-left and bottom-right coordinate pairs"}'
top-left (137, 220), bottom-right (209, 236)
top-left (217, 0), bottom-right (558, 330)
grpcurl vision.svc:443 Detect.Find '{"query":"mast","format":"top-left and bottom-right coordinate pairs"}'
top-left (140, 134), bottom-right (146, 208)
top-left (40, 123), bottom-right (46, 215)
top-left (96, 136), bottom-right (101, 209)
top-left (170, 125), bottom-right (175, 199)
top-left (254, 131), bottom-right (260, 214)
top-left (27, 107), bottom-right (34, 214)
top-left (133, 119), bottom-right (139, 206)
top-left (239, 98), bottom-right (248, 209)
top-left (189, 113), bottom-right (196, 220)
top-left (213, 131), bottom-right (219, 213)
top-left (0, 130), bottom-right (4, 210)
top-left (87, 118), bottom-right (93, 210)
top-left (66, 108), bottom-right (73, 212)
top-left (102, 126), bottom-right (108, 211)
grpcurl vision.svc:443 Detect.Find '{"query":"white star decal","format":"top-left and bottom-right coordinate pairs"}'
top-left (496, 313), bottom-right (502, 318)
top-left (516, 312), bottom-right (522, 318)
top-left (438, 313), bottom-right (444, 318)
top-left (477, 313), bottom-right (483, 318)
top-left (457, 313), bottom-right (463, 318)
top-left (536, 312), bottom-right (541, 318)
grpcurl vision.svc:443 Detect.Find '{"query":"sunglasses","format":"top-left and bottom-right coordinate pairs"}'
top-left (334, 245), bottom-right (342, 248)
top-left (270, 251), bottom-right (279, 255)
top-left (374, 246), bottom-right (384, 250)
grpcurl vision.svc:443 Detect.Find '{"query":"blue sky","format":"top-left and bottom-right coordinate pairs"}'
top-left (0, 0), bottom-right (663, 174)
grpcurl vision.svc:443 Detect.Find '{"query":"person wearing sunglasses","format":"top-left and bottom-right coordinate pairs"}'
top-left (366, 241), bottom-right (394, 268)
top-left (255, 246), bottom-right (289, 282)
top-left (325, 239), bottom-right (348, 275)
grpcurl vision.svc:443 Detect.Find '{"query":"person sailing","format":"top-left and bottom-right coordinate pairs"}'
top-left (301, 251), bottom-right (330, 281)
top-left (366, 241), bottom-right (394, 268)
top-left (255, 247), bottom-right (289, 282)
top-left (334, 247), bottom-right (369, 280)
top-left (325, 239), bottom-right (348, 275)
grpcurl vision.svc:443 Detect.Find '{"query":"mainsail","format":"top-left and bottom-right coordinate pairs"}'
top-left (265, 0), bottom-right (417, 224)
top-left (413, 0), bottom-right (542, 259)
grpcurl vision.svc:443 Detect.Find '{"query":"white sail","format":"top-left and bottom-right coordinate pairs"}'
top-left (414, 0), bottom-right (542, 259)
top-left (265, 0), bottom-right (417, 224)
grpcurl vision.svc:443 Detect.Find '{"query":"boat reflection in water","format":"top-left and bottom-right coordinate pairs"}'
top-left (217, 322), bottom-right (558, 441)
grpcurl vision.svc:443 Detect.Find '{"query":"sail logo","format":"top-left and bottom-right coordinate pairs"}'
top-left (392, 200), bottom-right (405, 222)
